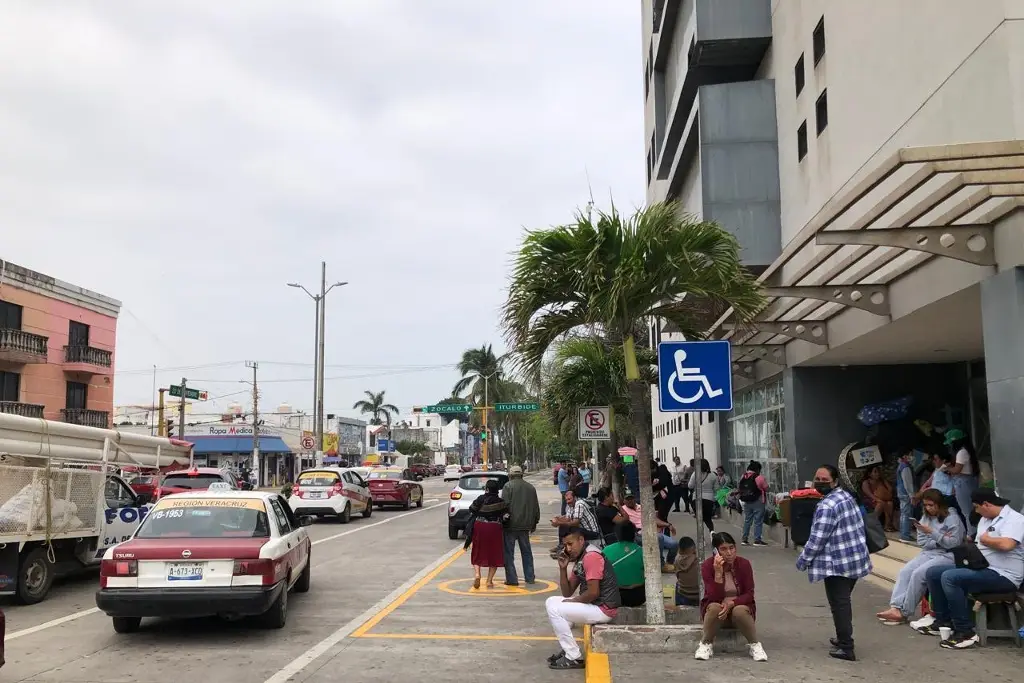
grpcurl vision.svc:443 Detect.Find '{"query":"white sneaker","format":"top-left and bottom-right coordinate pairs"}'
top-left (909, 614), bottom-right (935, 630)
top-left (749, 642), bottom-right (768, 661)
top-left (694, 642), bottom-right (714, 660)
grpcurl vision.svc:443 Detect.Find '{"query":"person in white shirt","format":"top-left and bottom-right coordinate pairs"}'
top-left (671, 456), bottom-right (687, 513)
top-left (942, 429), bottom-right (979, 537)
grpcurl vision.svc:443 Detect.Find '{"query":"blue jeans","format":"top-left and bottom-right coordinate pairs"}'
top-left (637, 531), bottom-right (678, 564)
top-left (742, 500), bottom-right (765, 542)
top-left (925, 565), bottom-right (1016, 634)
top-left (675, 587), bottom-right (698, 606)
top-left (898, 494), bottom-right (914, 541)
top-left (503, 530), bottom-right (535, 584)
top-left (952, 476), bottom-right (978, 537)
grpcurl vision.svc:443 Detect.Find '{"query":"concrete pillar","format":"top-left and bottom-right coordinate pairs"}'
top-left (980, 266), bottom-right (1024, 509)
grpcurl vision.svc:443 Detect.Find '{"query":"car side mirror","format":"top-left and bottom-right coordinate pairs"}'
top-left (299, 515), bottom-right (315, 527)
top-left (135, 493), bottom-right (152, 506)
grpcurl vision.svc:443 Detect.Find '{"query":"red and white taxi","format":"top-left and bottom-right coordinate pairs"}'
top-left (289, 467), bottom-right (372, 523)
top-left (94, 489), bottom-right (312, 633)
top-left (365, 468), bottom-right (424, 509)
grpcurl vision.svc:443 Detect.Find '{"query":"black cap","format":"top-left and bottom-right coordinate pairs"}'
top-left (971, 489), bottom-right (1011, 507)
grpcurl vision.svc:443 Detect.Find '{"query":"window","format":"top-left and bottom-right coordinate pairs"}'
top-left (0, 300), bottom-right (22, 329)
top-left (68, 321), bottom-right (90, 347)
top-left (813, 17), bottom-right (826, 64)
top-left (104, 478), bottom-right (136, 509)
top-left (797, 121), bottom-right (808, 161)
top-left (794, 54), bottom-right (805, 96)
top-left (816, 89), bottom-right (829, 135)
top-left (0, 371), bottom-right (19, 402)
top-left (684, 414), bottom-right (690, 430)
top-left (709, 412), bottom-right (715, 423)
top-left (270, 498), bottom-right (292, 534)
top-left (677, 416), bottom-right (682, 430)
top-left (66, 380), bottom-right (88, 410)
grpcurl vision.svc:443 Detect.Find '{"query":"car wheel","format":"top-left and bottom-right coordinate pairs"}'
top-left (294, 552), bottom-right (311, 594)
top-left (339, 503), bottom-right (351, 524)
top-left (260, 583), bottom-right (288, 629)
top-left (362, 499), bottom-right (372, 518)
top-left (402, 496), bottom-right (411, 511)
top-left (416, 490), bottom-right (423, 508)
top-left (112, 616), bottom-right (142, 634)
top-left (448, 523), bottom-right (459, 540)
top-left (17, 547), bottom-right (56, 605)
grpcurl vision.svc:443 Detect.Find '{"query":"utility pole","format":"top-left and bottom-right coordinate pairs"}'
top-left (177, 377), bottom-right (187, 442)
top-left (157, 389), bottom-right (166, 436)
top-left (247, 361), bottom-right (260, 486)
top-left (316, 261), bottom-right (327, 467)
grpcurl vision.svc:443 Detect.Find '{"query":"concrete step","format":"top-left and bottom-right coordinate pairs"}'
top-left (879, 538), bottom-right (920, 564)
top-left (871, 553), bottom-right (905, 584)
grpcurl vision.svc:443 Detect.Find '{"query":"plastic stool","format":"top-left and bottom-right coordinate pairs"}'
top-left (971, 592), bottom-right (1023, 647)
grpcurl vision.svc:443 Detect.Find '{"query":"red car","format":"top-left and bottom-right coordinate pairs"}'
top-left (127, 474), bottom-right (160, 499)
top-left (365, 469), bottom-right (424, 510)
top-left (157, 467), bottom-right (242, 498)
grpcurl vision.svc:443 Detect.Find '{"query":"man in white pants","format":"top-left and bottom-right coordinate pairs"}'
top-left (544, 528), bottom-right (621, 670)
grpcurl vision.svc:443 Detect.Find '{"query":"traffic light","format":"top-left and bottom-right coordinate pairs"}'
top-left (166, 419), bottom-right (175, 437)
top-left (480, 429), bottom-right (487, 442)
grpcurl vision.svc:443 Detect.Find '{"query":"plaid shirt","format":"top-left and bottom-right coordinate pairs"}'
top-left (571, 499), bottom-right (603, 547)
top-left (796, 488), bottom-right (872, 583)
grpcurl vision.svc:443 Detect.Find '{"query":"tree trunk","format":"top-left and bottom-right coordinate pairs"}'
top-left (608, 431), bottom-right (622, 502)
top-left (627, 379), bottom-right (666, 625)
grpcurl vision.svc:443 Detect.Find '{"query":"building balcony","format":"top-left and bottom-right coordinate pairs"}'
top-left (0, 328), bottom-right (49, 364)
top-left (61, 408), bottom-right (110, 429)
top-left (0, 401), bottom-right (45, 419)
top-left (62, 345), bottom-right (113, 373)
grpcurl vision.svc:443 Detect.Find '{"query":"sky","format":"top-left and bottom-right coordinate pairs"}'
top-left (0, 0), bottom-right (644, 421)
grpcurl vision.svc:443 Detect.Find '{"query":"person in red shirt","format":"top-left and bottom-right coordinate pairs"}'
top-left (694, 532), bottom-right (768, 662)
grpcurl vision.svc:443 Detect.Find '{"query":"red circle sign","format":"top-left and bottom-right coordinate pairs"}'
top-left (301, 435), bottom-right (316, 450)
top-left (584, 410), bottom-right (606, 430)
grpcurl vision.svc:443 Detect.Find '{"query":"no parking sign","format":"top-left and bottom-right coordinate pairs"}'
top-left (577, 406), bottom-right (611, 440)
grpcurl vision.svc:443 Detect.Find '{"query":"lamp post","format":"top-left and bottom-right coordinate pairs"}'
top-left (288, 263), bottom-right (347, 467)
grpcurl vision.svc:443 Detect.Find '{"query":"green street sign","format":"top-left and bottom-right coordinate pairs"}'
top-left (169, 385), bottom-right (208, 401)
top-left (494, 402), bottom-right (540, 412)
top-left (424, 404), bottom-right (473, 414)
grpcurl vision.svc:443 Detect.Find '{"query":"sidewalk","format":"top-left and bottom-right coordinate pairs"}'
top-left (609, 508), bottom-right (1021, 681)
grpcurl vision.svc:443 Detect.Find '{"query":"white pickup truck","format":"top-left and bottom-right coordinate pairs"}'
top-left (0, 413), bottom-right (192, 604)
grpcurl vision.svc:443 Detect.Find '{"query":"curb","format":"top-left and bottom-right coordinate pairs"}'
top-left (584, 625), bottom-right (612, 683)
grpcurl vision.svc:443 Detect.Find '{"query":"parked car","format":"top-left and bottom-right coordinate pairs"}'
top-left (448, 471), bottom-right (509, 539)
top-left (289, 467), bottom-right (372, 523)
top-left (366, 469), bottom-right (424, 509)
top-left (410, 465), bottom-right (431, 481)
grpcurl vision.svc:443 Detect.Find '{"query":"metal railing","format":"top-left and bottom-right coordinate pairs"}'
top-left (0, 328), bottom-right (48, 358)
top-left (61, 408), bottom-right (110, 429)
top-left (0, 401), bottom-right (45, 418)
top-left (63, 345), bottom-right (113, 368)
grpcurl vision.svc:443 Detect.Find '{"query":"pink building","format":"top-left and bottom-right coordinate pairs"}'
top-left (0, 260), bottom-right (120, 428)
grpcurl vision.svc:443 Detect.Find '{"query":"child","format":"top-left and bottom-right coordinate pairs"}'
top-left (674, 536), bottom-right (699, 606)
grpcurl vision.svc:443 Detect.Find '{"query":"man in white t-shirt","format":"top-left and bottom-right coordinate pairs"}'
top-left (915, 489), bottom-right (1024, 650)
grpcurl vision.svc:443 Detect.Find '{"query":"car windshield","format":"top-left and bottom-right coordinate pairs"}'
top-left (136, 498), bottom-right (270, 538)
top-left (163, 474), bottom-right (227, 489)
top-left (298, 471), bottom-right (340, 486)
top-left (367, 471), bottom-right (402, 480)
top-left (459, 476), bottom-right (507, 491)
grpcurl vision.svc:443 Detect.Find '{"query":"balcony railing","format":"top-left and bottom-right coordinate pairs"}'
top-left (0, 328), bottom-right (49, 363)
top-left (63, 345), bottom-right (113, 368)
top-left (61, 408), bottom-right (110, 429)
top-left (0, 401), bottom-right (45, 419)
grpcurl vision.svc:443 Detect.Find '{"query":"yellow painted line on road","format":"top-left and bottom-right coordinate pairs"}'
top-left (584, 625), bottom-right (613, 683)
top-left (357, 633), bottom-right (569, 642)
top-left (350, 548), bottom-right (465, 637)
top-left (437, 578), bottom-right (558, 597)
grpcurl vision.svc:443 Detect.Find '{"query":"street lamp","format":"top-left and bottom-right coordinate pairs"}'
top-left (288, 262), bottom-right (348, 467)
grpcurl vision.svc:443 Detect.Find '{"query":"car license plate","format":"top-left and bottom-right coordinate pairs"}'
top-left (307, 491), bottom-right (326, 499)
top-left (167, 562), bottom-right (204, 581)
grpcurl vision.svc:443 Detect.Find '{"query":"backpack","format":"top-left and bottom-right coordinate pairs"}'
top-left (738, 474), bottom-right (761, 503)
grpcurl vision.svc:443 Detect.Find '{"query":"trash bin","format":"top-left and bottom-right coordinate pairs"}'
top-left (790, 497), bottom-right (821, 546)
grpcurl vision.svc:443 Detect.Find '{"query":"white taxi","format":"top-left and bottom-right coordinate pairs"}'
top-left (288, 467), bottom-right (372, 523)
top-left (94, 490), bottom-right (313, 633)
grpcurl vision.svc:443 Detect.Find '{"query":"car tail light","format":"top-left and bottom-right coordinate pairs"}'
top-left (292, 484), bottom-right (301, 497)
top-left (330, 482), bottom-right (344, 497)
top-left (233, 559), bottom-right (276, 586)
top-left (450, 491), bottom-right (462, 500)
top-left (99, 559), bottom-right (138, 588)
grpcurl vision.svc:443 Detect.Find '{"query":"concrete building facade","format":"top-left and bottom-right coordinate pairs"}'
top-left (641, 0), bottom-right (1024, 506)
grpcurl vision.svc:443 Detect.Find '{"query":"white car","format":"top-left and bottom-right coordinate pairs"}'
top-left (288, 468), bottom-right (372, 523)
top-left (448, 471), bottom-right (509, 539)
top-left (443, 464), bottom-right (463, 482)
top-left (94, 490), bottom-right (313, 632)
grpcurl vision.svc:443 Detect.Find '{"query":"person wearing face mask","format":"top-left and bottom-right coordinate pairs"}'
top-left (796, 465), bottom-right (872, 662)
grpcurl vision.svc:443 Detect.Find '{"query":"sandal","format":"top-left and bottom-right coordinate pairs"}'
top-left (549, 655), bottom-right (585, 670)
top-left (473, 577), bottom-right (481, 590)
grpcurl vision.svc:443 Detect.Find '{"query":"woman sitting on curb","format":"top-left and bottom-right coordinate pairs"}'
top-left (694, 532), bottom-right (768, 662)
top-left (875, 489), bottom-right (964, 625)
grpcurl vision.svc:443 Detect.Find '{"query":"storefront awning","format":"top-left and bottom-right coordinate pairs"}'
top-left (186, 436), bottom-right (292, 454)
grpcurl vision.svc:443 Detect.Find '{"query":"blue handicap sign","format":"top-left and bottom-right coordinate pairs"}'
top-left (657, 340), bottom-right (734, 412)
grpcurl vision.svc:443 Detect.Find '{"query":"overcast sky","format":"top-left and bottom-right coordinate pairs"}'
top-left (1, 0), bottom-right (644, 420)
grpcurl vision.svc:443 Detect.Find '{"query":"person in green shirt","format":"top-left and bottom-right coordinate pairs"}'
top-left (602, 523), bottom-right (645, 607)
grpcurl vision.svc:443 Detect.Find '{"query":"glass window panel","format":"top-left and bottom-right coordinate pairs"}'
top-left (766, 381), bottom-right (780, 407)
top-left (753, 386), bottom-right (766, 411)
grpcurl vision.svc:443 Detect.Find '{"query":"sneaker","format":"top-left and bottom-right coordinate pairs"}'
top-left (940, 632), bottom-right (979, 649)
top-left (546, 651), bottom-right (565, 664)
top-left (916, 622), bottom-right (950, 637)
top-left (548, 655), bottom-right (585, 670)
top-left (748, 642), bottom-right (768, 661)
top-left (741, 539), bottom-right (750, 546)
top-left (753, 540), bottom-right (768, 547)
top-left (694, 642), bottom-right (714, 660)
top-left (909, 614), bottom-right (935, 630)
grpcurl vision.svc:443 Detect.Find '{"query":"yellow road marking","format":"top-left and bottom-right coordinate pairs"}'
top-left (586, 653), bottom-right (612, 683)
top-left (437, 578), bottom-right (559, 597)
top-left (356, 633), bottom-right (574, 642)
top-left (350, 548), bottom-right (465, 637)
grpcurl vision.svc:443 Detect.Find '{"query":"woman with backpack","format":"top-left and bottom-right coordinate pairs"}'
top-left (738, 461), bottom-right (769, 547)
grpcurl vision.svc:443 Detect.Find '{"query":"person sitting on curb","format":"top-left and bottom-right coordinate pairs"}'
top-left (545, 528), bottom-right (621, 670)
top-left (619, 492), bottom-right (678, 571)
top-left (603, 522), bottom-right (645, 607)
top-left (694, 532), bottom-right (767, 662)
top-left (550, 489), bottom-right (602, 558)
top-left (673, 536), bottom-right (699, 607)
top-left (876, 488), bottom-right (964, 625)
top-left (914, 489), bottom-right (1024, 649)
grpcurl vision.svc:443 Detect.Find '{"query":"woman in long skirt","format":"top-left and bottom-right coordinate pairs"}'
top-left (467, 478), bottom-right (508, 589)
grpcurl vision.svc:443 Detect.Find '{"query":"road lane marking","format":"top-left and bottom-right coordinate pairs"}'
top-left (437, 578), bottom-right (558, 597)
top-left (263, 546), bottom-right (464, 683)
top-left (7, 502), bottom-right (448, 643)
top-left (357, 633), bottom-right (561, 641)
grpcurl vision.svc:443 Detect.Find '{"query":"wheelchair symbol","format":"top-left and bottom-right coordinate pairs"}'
top-left (666, 349), bottom-right (724, 405)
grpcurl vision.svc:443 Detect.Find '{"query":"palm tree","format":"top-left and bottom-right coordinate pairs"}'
top-left (502, 202), bottom-right (764, 624)
top-left (352, 390), bottom-right (400, 427)
top-left (453, 344), bottom-right (504, 405)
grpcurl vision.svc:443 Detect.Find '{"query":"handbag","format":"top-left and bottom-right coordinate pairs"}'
top-left (863, 511), bottom-right (889, 554)
top-left (951, 542), bottom-right (989, 570)
top-left (462, 516), bottom-right (476, 550)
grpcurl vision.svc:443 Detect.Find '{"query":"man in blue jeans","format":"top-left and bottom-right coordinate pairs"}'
top-left (895, 451), bottom-right (916, 542)
top-left (501, 466), bottom-right (541, 585)
top-left (914, 489), bottom-right (1024, 649)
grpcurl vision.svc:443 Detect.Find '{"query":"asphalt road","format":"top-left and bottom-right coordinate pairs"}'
top-left (2, 474), bottom-right (578, 683)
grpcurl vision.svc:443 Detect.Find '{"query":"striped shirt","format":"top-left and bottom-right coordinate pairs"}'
top-left (796, 487), bottom-right (872, 583)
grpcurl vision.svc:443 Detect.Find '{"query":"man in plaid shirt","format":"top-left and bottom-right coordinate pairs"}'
top-left (796, 465), bottom-right (872, 662)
